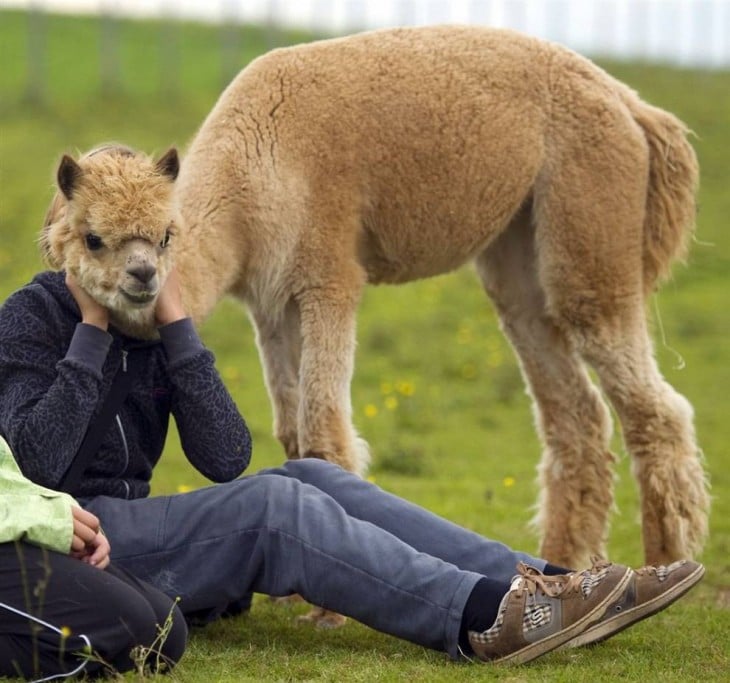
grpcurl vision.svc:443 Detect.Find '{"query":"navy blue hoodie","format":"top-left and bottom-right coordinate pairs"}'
top-left (0, 271), bottom-right (252, 499)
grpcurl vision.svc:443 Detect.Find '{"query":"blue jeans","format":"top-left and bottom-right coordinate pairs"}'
top-left (85, 459), bottom-right (544, 659)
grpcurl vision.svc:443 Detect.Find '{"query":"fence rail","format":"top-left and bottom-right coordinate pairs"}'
top-left (5, 0), bottom-right (728, 67)
top-left (3, 0), bottom-right (728, 104)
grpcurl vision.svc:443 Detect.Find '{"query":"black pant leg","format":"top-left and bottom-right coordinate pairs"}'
top-left (0, 542), bottom-right (187, 679)
top-left (103, 563), bottom-right (188, 666)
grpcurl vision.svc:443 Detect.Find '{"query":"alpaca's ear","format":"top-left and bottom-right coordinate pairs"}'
top-left (38, 191), bottom-right (68, 269)
top-left (57, 155), bottom-right (82, 200)
top-left (155, 147), bottom-right (179, 181)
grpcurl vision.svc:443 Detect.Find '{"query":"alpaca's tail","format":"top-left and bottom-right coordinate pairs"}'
top-left (624, 94), bottom-right (699, 290)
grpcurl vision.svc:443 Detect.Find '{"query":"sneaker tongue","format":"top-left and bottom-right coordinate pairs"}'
top-left (510, 575), bottom-right (526, 591)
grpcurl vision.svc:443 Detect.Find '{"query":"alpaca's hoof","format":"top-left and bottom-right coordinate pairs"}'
top-left (295, 606), bottom-right (348, 629)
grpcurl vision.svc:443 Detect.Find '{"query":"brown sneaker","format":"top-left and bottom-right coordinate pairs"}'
top-left (563, 559), bottom-right (705, 648)
top-left (467, 561), bottom-right (632, 665)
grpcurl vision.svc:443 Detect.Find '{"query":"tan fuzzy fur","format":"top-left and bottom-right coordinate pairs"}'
top-left (41, 144), bottom-right (180, 339)
top-left (42, 26), bottom-right (708, 568)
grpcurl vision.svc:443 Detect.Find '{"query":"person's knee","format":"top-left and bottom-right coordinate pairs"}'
top-left (102, 594), bottom-right (159, 672)
top-left (280, 457), bottom-right (341, 482)
top-left (98, 585), bottom-right (187, 674)
top-left (259, 457), bottom-right (339, 481)
top-left (154, 600), bottom-right (187, 670)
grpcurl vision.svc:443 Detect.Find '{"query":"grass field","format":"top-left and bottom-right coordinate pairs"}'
top-left (1, 9), bottom-right (728, 681)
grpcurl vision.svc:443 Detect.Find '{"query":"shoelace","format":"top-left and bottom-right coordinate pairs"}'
top-left (589, 556), bottom-right (612, 572)
top-left (635, 562), bottom-right (678, 581)
top-left (514, 562), bottom-right (590, 598)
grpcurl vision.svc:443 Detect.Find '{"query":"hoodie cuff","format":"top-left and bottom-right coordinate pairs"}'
top-left (159, 317), bottom-right (205, 364)
top-left (65, 323), bottom-right (113, 376)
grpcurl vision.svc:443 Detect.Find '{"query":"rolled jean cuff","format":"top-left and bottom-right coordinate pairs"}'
top-left (444, 570), bottom-right (483, 659)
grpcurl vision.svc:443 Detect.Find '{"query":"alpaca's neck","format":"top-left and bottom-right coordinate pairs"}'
top-left (172, 190), bottom-right (249, 326)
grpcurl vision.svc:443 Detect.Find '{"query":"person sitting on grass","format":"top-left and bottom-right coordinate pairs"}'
top-left (0, 256), bottom-right (705, 666)
top-left (0, 435), bottom-right (188, 680)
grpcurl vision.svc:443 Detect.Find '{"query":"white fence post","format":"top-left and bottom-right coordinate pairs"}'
top-left (4, 0), bottom-right (729, 76)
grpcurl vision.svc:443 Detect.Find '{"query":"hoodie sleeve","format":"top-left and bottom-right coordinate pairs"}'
top-left (0, 436), bottom-right (75, 554)
top-left (159, 318), bottom-right (252, 481)
top-left (0, 283), bottom-right (111, 488)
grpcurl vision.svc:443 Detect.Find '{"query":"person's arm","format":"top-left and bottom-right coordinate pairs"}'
top-left (0, 282), bottom-right (111, 488)
top-left (155, 269), bottom-right (252, 482)
top-left (161, 320), bottom-right (252, 481)
top-left (0, 435), bottom-right (73, 553)
top-left (0, 437), bottom-right (110, 567)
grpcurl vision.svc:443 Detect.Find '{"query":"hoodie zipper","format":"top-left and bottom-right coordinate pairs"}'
top-left (115, 348), bottom-right (131, 498)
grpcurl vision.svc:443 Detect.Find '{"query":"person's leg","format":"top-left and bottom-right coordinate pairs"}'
top-left (261, 458), bottom-right (548, 581)
top-left (85, 476), bottom-right (488, 659)
top-left (83, 478), bottom-right (702, 665)
top-left (103, 563), bottom-right (188, 668)
top-left (0, 542), bottom-right (187, 679)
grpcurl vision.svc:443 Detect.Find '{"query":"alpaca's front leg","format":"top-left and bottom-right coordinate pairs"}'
top-left (295, 284), bottom-right (370, 475)
top-left (250, 301), bottom-right (303, 460)
top-left (255, 292), bottom-right (355, 630)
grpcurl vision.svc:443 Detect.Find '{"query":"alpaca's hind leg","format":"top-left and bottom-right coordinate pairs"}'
top-left (578, 317), bottom-right (709, 565)
top-left (476, 210), bottom-right (618, 569)
top-left (532, 126), bottom-right (709, 564)
top-left (250, 300), bottom-right (302, 459)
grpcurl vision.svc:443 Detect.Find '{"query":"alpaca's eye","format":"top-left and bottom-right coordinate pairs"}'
top-left (160, 230), bottom-right (171, 248)
top-left (85, 233), bottom-right (103, 251)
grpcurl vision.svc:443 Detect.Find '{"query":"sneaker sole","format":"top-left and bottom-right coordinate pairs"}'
top-left (563, 562), bottom-right (705, 649)
top-left (493, 566), bottom-right (633, 665)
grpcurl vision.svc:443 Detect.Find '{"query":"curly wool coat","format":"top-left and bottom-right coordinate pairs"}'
top-left (33, 25), bottom-right (707, 568)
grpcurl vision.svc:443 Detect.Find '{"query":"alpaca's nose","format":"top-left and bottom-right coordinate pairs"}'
top-left (127, 264), bottom-right (156, 284)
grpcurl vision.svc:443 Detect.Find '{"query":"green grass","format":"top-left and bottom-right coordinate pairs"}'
top-left (1, 9), bottom-right (729, 681)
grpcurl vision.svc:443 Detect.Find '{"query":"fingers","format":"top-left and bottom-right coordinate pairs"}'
top-left (155, 268), bottom-right (187, 326)
top-left (65, 272), bottom-right (109, 329)
top-left (71, 506), bottom-right (101, 530)
top-left (70, 533), bottom-right (87, 554)
top-left (69, 507), bottom-right (111, 569)
top-left (72, 517), bottom-right (98, 547)
top-left (64, 272), bottom-right (88, 305)
top-left (84, 534), bottom-right (111, 569)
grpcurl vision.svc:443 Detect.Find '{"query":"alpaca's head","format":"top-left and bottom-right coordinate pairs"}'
top-left (40, 144), bottom-right (180, 339)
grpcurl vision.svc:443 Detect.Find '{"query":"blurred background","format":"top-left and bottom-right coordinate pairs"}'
top-left (0, 0), bottom-right (727, 535)
top-left (0, 2), bottom-right (728, 678)
top-left (1, 0), bottom-right (728, 105)
top-left (0, 0), bottom-right (728, 544)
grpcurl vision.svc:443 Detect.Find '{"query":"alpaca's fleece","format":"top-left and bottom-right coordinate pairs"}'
top-left (39, 26), bottom-right (708, 568)
top-left (41, 146), bottom-right (180, 339)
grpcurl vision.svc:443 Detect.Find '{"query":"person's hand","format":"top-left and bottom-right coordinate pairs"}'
top-left (155, 267), bottom-right (187, 326)
top-left (65, 272), bottom-right (109, 330)
top-left (69, 506), bottom-right (111, 569)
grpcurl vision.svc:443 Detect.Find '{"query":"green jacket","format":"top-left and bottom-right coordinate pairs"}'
top-left (0, 435), bottom-right (75, 553)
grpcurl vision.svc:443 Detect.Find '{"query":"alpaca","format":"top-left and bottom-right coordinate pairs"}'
top-left (41, 25), bottom-right (709, 569)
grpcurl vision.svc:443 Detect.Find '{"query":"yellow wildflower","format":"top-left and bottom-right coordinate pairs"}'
top-left (396, 380), bottom-right (415, 396)
top-left (364, 404), bottom-right (379, 418)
